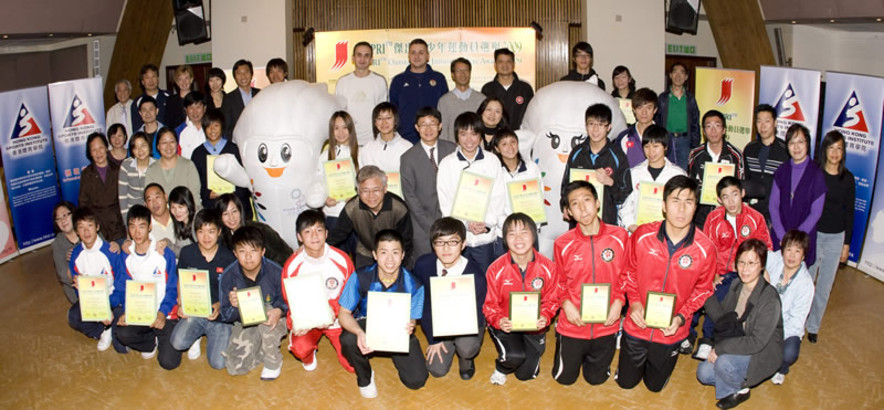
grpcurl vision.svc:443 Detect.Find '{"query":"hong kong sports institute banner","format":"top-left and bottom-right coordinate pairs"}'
top-left (694, 67), bottom-right (756, 150)
top-left (315, 27), bottom-right (537, 94)
top-left (759, 66), bottom-right (821, 154)
top-left (0, 86), bottom-right (61, 251)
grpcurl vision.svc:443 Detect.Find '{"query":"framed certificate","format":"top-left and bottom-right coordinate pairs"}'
top-left (580, 283), bottom-right (611, 323)
top-left (206, 155), bottom-right (235, 194)
top-left (644, 291), bottom-right (677, 329)
top-left (386, 171), bottom-right (403, 198)
top-left (323, 158), bottom-right (357, 201)
top-left (569, 168), bottom-right (605, 216)
top-left (179, 269), bottom-right (212, 318)
top-left (700, 162), bottom-right (735, 205)
top-left (365, 291), bottom-right (411, 353)
top-left (618, 98), bottom-right (636, 125)
top-left (636, 182), bottom-right (666, 225)
top-left (77, 275), bottom-right (111, 322)
top-left (283, 274), bottom-right (334, 332)
top-left (450, 171), bottom-right (494, 222)
top-left (509, 291), bottom-right (540, 332)
top-left (236, 286), bottom-right (267, 327)
top-left (507, 178), bottom-right (547, 223)
top-left (430, 275), bottom-right (478, 337)
top-left (125, 280), bottom-right (157, 326)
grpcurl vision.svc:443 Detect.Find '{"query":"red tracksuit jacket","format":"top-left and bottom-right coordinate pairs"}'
top-left (554, 222), bottom-right (628, 340)
top-left (484, 250), bottom-right (559, 331)
top-left (622, 221), bottom-right (716, 344)
top-left (702, 204), bottom-right (772, 277)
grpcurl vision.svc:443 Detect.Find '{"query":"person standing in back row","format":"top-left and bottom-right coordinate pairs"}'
top-left (481, 48), bottom-right (534, 130)
top-left (656, 63), bottom-right (700, 171)
top-left (389, 39), bottom-right (448, 144)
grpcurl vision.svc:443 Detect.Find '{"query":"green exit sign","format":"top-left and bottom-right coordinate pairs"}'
top-left (185, 53), bottom-right (212, 64)
top-left (666, 44), bottom-right (696, 55)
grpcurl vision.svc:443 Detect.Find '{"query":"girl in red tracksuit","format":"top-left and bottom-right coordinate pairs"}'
top-left (484, 213), bottom-right (559, 386)
top-left (552, 181), bottom-right (628, 386)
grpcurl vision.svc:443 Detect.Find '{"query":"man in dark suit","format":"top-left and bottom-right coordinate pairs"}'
top-left (400, 107), bottom-right (456, 259)
top-left (222, 59), bottom-right (261, 137)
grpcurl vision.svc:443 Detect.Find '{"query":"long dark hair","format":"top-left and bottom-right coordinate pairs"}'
top-left (476, 97), bottom-right (509, 132)
top-left (52, 201), bottom-right (76, 234)
top-left (215, 193), bottom-right (245, 248)
top-left (169, 186), bottom-right (196, 242)
top-left (816, 130), bottom-right (847, 176)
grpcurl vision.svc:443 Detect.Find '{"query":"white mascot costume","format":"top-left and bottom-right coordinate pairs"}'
top-left (214, 80), bottom-right (341, 247)
top-left (518, 81), bottom-right (627, 258)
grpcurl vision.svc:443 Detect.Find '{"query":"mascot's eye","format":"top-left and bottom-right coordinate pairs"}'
top-left (258, 143), bottom-right (268, 163)
top-left (546, 132), bottom-right (560, 149)
top-left (571, 135), bottom-right (586, 149)
top-left (281, 144), bottom-right (292, 162)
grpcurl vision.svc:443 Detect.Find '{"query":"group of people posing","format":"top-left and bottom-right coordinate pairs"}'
top-left (54, 38), bottom-right (855, 409)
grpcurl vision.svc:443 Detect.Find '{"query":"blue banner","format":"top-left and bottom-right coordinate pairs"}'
top-left (821, 72), bottom-right (884, 264)
top-left (48, 77), bottom-right (105, 205)
top-left (858, 125), bottom-right (884, 282)
top-left (759, 66), bottom-right (821, 154)
top-left (0, 86), bottom-right (61, 250)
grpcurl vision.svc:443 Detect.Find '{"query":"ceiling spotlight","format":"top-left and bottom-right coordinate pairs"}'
top-left (877, 18), bottom-right (882, 22)
top-left (829, 19), bottom-right (835, 23)
top-left (48, 33), bottom-right (54, 37)
top-left (791, 20), bottom-right (796, 24)
top-left (87, 33), bottom-right (93, 37)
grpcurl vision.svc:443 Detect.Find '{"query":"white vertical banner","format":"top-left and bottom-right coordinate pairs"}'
top-left (758, 66), bottom-right (821, 153)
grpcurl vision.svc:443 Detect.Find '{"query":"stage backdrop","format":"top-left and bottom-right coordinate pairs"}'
top-left (0, 86), bottom-right (61, 251)
top-left (822, 72), bottom-right (884, 267)
top-left (694, 67), bottom-right (756, 150)
top-left (759, 66), bottom-right (821, 154)
top-left (48, 77), bottom-right (106, 205)
top-left (314, 27), bottom-right (537, 94)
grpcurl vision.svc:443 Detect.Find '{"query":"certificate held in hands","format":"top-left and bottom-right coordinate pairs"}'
top-left (506, 179), bottom-right (547, 223)
top-left (206, 155), bottom-right (235, 194)
top-left (366, 291), bottom-right (411, 353)
top-left (450, 171), bottom-right (494, 222)
top-left (236, 286), bottom-right (267, 327)
top-left (644, 291), bottom-right (677, 329)
top-left (636, 182), bottom-right (666, 225)
top-left (580, 284), bottom-right (611, 323)
top-left (569, 168), bottom-right (605, 216)
top-left (125, 281), bottom-right (157, 326)
top-left (77, 275), bottom-right (112, 322)
top-left (283, 274), bottom-right (334, 332)
top-left (509, 291), bottom-right (541, 331)
top-left (386, 171), bottom-right (403, 198)
top-left (430, 275), bottom-right (478, 337)
top-left (323, 158), bottom-right (357, 201)
top-left (700, 162), bottom-right (735, 205)
top-left (179, 269), bottom-right (212, 318)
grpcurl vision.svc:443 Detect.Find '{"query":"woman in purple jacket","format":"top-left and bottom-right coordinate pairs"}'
top-left (769, 124), bottom-right (827, 266)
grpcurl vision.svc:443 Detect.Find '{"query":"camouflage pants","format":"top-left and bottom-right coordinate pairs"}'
top-left (224, 305), bottom-right (287, 376)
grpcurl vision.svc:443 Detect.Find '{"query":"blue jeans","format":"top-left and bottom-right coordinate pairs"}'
top-left (669, 134), bottom-right (692, 171)
top-left (68, 302), bottom-right (127, 353)
top-left (806, 231), bottom-right (844, 334)
top-left (780, 336), bottom-right (801, 374)
top-left (697, 354), bottom-right (751, 399)
top-left (170, 316), bottom-right (232, 370)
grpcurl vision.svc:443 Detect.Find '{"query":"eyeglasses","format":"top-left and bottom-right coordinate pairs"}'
top-left (55, 211), bottom-right (71, 222)
top-left (359, 187), bottom-right (384, 195)
top-left (432, 240), bottom-right (462, 248)
top-left (737, 260), bottom-right (760, 268)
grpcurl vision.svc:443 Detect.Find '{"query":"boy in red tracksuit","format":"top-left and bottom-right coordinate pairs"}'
top-left (694, 176), bottom-right (772, 342)
top-left (484, 213), bottom-right (559, 386)
top-left (552, 181), bottom-right (628, 386)
top-left (281, 210), bottom-right (355, 373)
top-left (616, 175), bottom-right (715, 392)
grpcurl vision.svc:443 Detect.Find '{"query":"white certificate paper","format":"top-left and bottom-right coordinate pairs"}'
top-left (365, 291), bottom-right (411, 353)
top-left (283, 274), bottom-right (335, 332)
top-left (430, 275), bottom-right (478, 337)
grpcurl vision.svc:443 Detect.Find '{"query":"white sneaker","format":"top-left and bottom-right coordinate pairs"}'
top-left (302, 350), bottom-right (317, 371)
top-left (771, 372), bottom-right (785, 385)
top-left (97, 328), bottom-right (112, 352)
top-left (260, 363), bottom-right (282, 381)
top-left (141, 345), bottom-right (157, 360)
top-left (187, 341), bottom-right (201, 360)
top-left (490, 369), bottom-right (507, 386)
top-left (359, 371), bottom-right (378, 398)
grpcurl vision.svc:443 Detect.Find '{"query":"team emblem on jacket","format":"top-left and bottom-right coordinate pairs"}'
top-left (516, 96), bottom-right (525, 104)
top-left (601, 248), bottom-right (615, 262)
top-left (531, 277), bottom-right (544, 290)
top-left (326, 277), bottom-right (339, 290)
top-left (740, 225), bottom-right (751, 237)
top-left (678, 254), bottom-right (693, 269)
top-left (429, 79), bottom-right (437, 87)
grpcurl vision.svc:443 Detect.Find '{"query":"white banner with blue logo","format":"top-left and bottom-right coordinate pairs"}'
top-left (759, 66), bottom-right (821, 153)
top-left (48, 77), bottom-right (106, 204)
top-left (0, 86), bottom-right (62, 251)
top-left (821, 72), bottom-right (884, 265)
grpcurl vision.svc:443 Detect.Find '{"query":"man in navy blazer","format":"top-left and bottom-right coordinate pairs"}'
top-left (222, 59), bottom-right (261, 137)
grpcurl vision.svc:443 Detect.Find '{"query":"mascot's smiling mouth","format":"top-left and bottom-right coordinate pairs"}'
top-left (264, 167), bottom-right (285, 178)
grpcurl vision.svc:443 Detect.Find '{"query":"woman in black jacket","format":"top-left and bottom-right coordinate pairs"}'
top-left (697, 238), bottom-right (784, 409)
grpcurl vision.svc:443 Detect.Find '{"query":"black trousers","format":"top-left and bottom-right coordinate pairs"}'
top-left (487, 326), bottom-right (547, 381)
top-left (114, 307), bottom-right (182, 371)
top-left (551, 333), bottom-right (617, 385)
top-left (340, 318), bottom-right (428, 390)
top-left (616, 331), bottom-right (680, 392)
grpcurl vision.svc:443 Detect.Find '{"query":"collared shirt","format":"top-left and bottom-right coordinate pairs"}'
top-left (436, 255), bottom-right (468, 277)
top-left (203, 138), bottom-right (228, 156)
top-left (421, 140), bottom-right (439, 165)
top-left (451, 87), bottom-right (474, 101)
top-left (667, 91), bottom-right (688, 133)
top-left (239, 88), bottom-right (253, 106)
top-left (150, 216), bottom-right (175, 244)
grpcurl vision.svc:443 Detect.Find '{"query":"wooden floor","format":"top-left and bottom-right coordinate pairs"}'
top-left (2, 245), bottom-right (882, 409)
